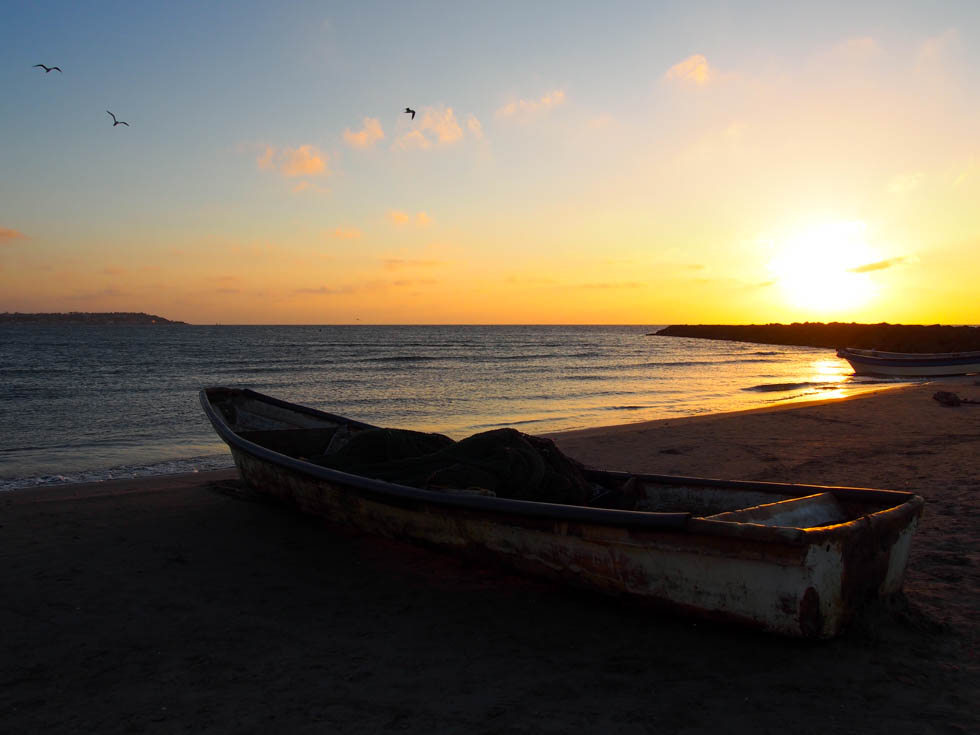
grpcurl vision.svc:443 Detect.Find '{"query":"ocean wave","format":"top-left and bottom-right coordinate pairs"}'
top-left (0, 453), bottom-right (234, 493)
top-left (638, 357), bottom-right (783, 368)
top-left (742, 381), bottom-right (825, 393)
top-left (358, 355), bottom-right (444, 363)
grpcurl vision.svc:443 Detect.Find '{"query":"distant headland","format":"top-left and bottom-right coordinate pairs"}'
top-left (1, 312), bottom-right (187, 325)
top-left (653, 323), bottom-right (980, 353)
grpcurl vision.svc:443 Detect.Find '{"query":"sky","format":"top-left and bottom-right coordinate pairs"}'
top-left (2, 0), bottom-right (978, 324)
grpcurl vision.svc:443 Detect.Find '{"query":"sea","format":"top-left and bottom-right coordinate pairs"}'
top-left (0, 324), bottom-right (908, 492)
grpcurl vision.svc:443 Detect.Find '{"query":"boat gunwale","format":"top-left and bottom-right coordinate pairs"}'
top-left (837, 347), bottom-right (980, 367)
top-left (200, 387), bottom-right (923, 542)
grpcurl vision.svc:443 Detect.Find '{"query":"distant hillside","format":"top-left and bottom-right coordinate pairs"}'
top-left (653, 323), bottom-right (980, 353)
top-left (0, 312), bottom-right (187, 325)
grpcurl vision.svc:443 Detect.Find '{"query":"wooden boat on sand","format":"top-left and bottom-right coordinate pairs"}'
top-left (837, 347), bottom-right (980, 377)
top-left (201, 387), bottom-right (924, 639)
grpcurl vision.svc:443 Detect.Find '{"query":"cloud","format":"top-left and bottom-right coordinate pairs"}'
top-left (587, 115), bottom-right (616, 131)
top-left (296, 285), bottom-right (360, 295)
top-left (888, 172), bottom-right (923, 193)
top-left (665, 54), bottom-right (712, 85)
top-left (66, 288), bottom-right (125, 301)
top-left (574, 281), bottom-right (645, 290)
top-left (343, 117), bottom-right (384, 148)
top-left (216, 288), bottom-right (241, 294)
top-left (383, 258), bottom-right (444, 270)
top-left (329, 226), bottom-right (362, 240)
top-left (393, 106), bottom-right (465, 150)
top-left (466, 114), bottom-right (484, 140)
top-left (257, 145), bottom-right (329, 177)
top-left (848, 256), bottom-right (911, 274)
top-left (495, 89), bottom-right (566, 120)
top-left (102, 267), bottom-right (127, 276)
top-left (389, 278), bottom-right (438, 288)
top-left (388, 210), bottom-right (430, 227)
top-left (291, 181), bottom-right (330, 193)
top-left (917, 29), bottom-right (959, 65)
top-left (0, 227), bottom-right (27, 242)
top-left (393, 130), bottom-right (430, 150)
top-left (833, 37), bottom-right (880, 58)
top-left (295, 278), bottom-right (438, 296)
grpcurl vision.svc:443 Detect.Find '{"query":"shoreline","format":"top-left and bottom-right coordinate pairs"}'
top-left (1, 380), bottom-right (912, 494)
top-left (4, 377), bottom-right (939, 501)
top-left (2, 376), bottom-right (976, 732)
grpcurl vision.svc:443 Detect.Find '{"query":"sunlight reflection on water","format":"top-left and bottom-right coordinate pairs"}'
top-left (0, 325), bottom-right (915, 489)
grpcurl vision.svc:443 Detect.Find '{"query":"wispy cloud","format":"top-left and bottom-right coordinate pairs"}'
top-left (295, 285), bottom-right (360, 295)
top-left (917, 29), bottom-right (959, 65)
top-left (102, 267), bottom-right (127, 276)
top-left (66, 288), bottom-right (126, 301)
top-left (888, 172), bottom-right (923, 193)
top-left (383, 258), bottom-right (444, 270)
top-left (388, 210), bottom-right (431, 227)
top-left (495, 89), bottom-right (566, 121)
top-left (848, 256), bottom-right (911, 273)
top-left (833, 37), bottom-right (880, 58)
top-left (466, 114), bottom-right (485, 141)
top-left (257, 145), bottom-right (329, 177)
top-left (296, 278), bottom-right (438, 296)
top-left (573, 281), bottom-right (645, 290)
top-left (343, 117), bottom-right (384, 148)
top-left (0, 227), bottom-right (28, 242)
top-left (329, 226), bottom-right (363, 240)
top-left (665, 54), bottom-right (712, 85)
top-left (393, 106), bottom-right (464, 150)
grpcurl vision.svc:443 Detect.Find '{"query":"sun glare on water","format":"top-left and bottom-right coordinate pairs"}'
top-left (768, 221), bottom-right (878, 316)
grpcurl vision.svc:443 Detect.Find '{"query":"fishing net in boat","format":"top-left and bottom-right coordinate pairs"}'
top-left (310, 427), bottom-right (592, 505)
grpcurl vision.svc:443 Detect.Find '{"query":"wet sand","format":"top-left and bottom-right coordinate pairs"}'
top-left (2, 380), bottom-right (977, 733)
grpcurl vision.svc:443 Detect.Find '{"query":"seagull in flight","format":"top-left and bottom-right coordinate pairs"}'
top-left (404, 107), bottom-right (415, 120)
top-left (106, 110), bottom-right (129, 127)
top-left (33, 64), bottom-right (62, 73)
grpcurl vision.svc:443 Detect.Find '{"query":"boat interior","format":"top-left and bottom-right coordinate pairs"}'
top-left (207, 389), bottom-right (905, 529)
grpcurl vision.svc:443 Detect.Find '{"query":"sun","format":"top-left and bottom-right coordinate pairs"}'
top-left (768, 221), bottom-right (878, 317)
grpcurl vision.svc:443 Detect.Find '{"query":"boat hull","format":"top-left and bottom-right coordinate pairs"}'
top-left (204, 387), bottom-right (923, 639)
top-left (838, 348), bottom-right (980, 377)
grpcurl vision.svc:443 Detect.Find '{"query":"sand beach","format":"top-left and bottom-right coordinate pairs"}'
top-left (2, 380), bottom-right (977, 733)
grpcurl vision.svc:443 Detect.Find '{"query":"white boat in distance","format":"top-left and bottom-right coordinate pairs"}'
top-left (837, 347), bottom-right (980, 377)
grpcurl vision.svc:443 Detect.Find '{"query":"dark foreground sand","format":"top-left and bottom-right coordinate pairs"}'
top-left (2, 381), bottom-right (978, 734)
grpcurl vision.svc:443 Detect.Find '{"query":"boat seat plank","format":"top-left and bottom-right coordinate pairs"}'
top-left (703, 492), bottom-right (847, 528)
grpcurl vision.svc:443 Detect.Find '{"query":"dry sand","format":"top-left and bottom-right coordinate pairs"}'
top-left (2, 380), bottom-right (978, 733)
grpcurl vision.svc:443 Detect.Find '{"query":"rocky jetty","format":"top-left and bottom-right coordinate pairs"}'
top-left (653, 322), bottom-right (980, 353)
top-left (1, 312), bottom-right (187, 325)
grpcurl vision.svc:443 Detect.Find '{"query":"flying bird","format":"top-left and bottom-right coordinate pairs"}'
top-left (404, 107), bottom-right (415, 120)
top-left (33, 64), bottom-right (62, 73)
top-left (106, 110), bottom-right (129, 127)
